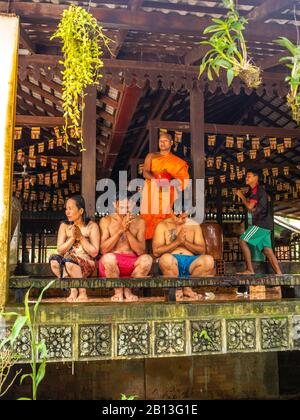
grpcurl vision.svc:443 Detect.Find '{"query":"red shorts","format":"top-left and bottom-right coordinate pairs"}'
top-left (99, 253), bottom-right (139, 278)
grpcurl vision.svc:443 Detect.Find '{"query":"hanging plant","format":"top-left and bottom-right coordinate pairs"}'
top-left (51, 5), bottom-right (112, 151)
top-left (198, 0), bottom-right (261, 89)
top-left (274, 37), bottom-right (300, 124)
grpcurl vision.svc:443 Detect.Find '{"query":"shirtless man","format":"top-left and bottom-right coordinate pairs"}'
top-left (152, 212), bottom-right (215, 301)
top-left (99, 195), bottom-right (153, 302)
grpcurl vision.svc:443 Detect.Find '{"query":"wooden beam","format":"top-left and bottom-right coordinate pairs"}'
top-left (99, 110), bottom-right (115, 125)
top-left (17, 98), bottom-right (45, 116)
top-left (20, 26), bottom-right (35, 54)
top-left (104, 83), bottom-right (142, 169)
top-left (184, 45), bottom-right (210, 66)
top-left (111, 0), bottom-right (143, 57)
top-left (148, 120), bottom-right (300, 137)
top-left (3, 2), bottom-right (297, 41)
top-left (256, 52), bottom-right (286, 70)
top-left (82, 86), bottom-right (97, 218)
top-left (149, 125), bottom-right (158, 153)
top-left (15, 115), bottom-right (64, 127)
top-left (21, 78), bottom-right (62, 106)
top-left (129, 89), bottom-right (171, 161)
top-left (19, 88), bottom-right (62, 116)
top-left (100, 95), bottom-right (118, 109)
top-left (39, 74), bottom-right (62, 93)
top-left (247, 0), bottom-right (294, 22)
top-left (19, 56), bottom-right (289, 84)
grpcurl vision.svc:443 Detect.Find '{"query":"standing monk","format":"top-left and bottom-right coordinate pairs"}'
top-left (235, 171), bottom-right (282, 295)
top-left (99, 195), bottom-right (153, 302)
top-left (140, 132), bottom-right (190, 240)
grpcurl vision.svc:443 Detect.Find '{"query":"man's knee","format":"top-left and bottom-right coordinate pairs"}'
top-left (50, 260), bottom-right (60, 270)
top-left (137, 254), bottom-right (153, 272)
top-left (201, 254), bottom-right (215, 271)
top-left (159, 253), bottom-right (176, 271)
top-left (263, 247), bottom-right (273, 256)
top-left (101, 253), bottom-right (117, 268)
top-left (193, 255), bottom-right (214, 272)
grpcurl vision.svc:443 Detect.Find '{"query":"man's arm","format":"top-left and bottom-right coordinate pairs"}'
top-left (236, 190), bottom-right (256, 212)
top-left (143, 153), bottom-right (155, 180)
top-left (125, 218), bottom-right (146, 256)
top-left (79, 223), bottom-right (100, 258)
top-left (152, 223), bottom-right (183, 257)
top-left (184, 225), bottom-right (206, 255)
top-left (99, 217), bottom-right (123, 254)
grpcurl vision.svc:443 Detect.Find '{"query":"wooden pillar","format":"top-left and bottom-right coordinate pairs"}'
top-left (31, 234), bottom-right (36, 263)
top-left (0, 16), bottom-right (19, 306)
top-left (190, 86), bottom-right (205, 206)
top-left (21, 233), bottom-right (27, 263)
top-left (38, 233), bottom-right (42, 263)
top-left (149, 125), bottom-right (158, 153)
top-left (81, 86), bottom-right (97, 219)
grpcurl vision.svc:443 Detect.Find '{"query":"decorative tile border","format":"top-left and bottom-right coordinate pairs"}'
top-left (39, 325), bottom-right (73, 360)
top-left (117, 323), bottom-right (150, 357)
top-left (4, 314), bottom-right (299, 363)
top-left (154, 322), bottom-right (186, 356)
top-left (79, 324), bottom-right (112, 359)
top-left (260, 318), bottom-right (289, 351)
top-left (226, 319), bottom-right (256, 352)
top-left (191, 320), bottom-right (222, 354)
top-left (292, 316), bottom-right (300, 349)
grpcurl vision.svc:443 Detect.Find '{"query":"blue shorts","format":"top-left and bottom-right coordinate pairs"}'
top-left (173, 254), bottom-right (200, 278)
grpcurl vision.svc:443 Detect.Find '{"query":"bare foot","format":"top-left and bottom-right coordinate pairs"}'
top-left (205, 292), bottom-right (215, 300)
top-left (176, 290), bottom-right (185, 301)
top-left (183, 287), bottom-right (200, 301)
top-left (124, 289), bottom-right (139, 302)
top-left (66, 288), bottom-right (78, 302)
top-left (76, 293), bottom-right (89, 302)
top-left (111, 291), bottom-right (124, 302)
top-left (237, 271), bottom-right (255, 275)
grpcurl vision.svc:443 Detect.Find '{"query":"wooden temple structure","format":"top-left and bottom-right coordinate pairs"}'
top-left (2, 0), bottom-right (300, 400)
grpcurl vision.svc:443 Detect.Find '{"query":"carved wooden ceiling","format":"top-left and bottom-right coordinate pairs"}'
top-left (7, 0), bottom-right (300, 217)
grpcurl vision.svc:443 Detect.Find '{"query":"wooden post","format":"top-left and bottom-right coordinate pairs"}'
top-left (81, 86), bottom-right (97, 219)
top-left (149, 125), bottom-right (158, 153)
top-left (0, 16), bottom-right (19, 306)
top-left (190, 86), bottom-right (205, 206)
top-left (21, 233), bottom-right (27, 264)
top-left (31, 234), bottom-right (36, 263)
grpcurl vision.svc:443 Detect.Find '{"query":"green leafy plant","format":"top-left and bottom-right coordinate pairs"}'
top-left (192, 329), bottom-right (212, 343)
top-left (0, 281), bottom-right (55, 400)
top-left (120, 393), bottom-right (138, 400)
top-left (51, 5), bottom-right (112, 151)
top-left (199, 0), bottom-right (261, 88)
top-left (274, 36), bottom-right (300, 124)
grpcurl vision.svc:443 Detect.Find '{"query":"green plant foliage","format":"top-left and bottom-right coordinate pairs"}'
top-left (199, 0), bottom-right (261, 89)
top-left (192, 329), bottom-right (212, 343)
top-left (274, 36), bottom-right (300, 124)
top-left (51, 5), bottom-right (112, 151)
top-left (120, 393), bottom-right (138, 400)
top-left (1, 280), bottom-right (55, 400)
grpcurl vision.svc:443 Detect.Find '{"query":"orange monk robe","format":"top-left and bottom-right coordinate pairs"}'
top-left (140, 152), bottom-right (189, 240)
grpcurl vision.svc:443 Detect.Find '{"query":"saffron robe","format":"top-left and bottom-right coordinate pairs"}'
top-left (140, 152), bottom-right (189, 240)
